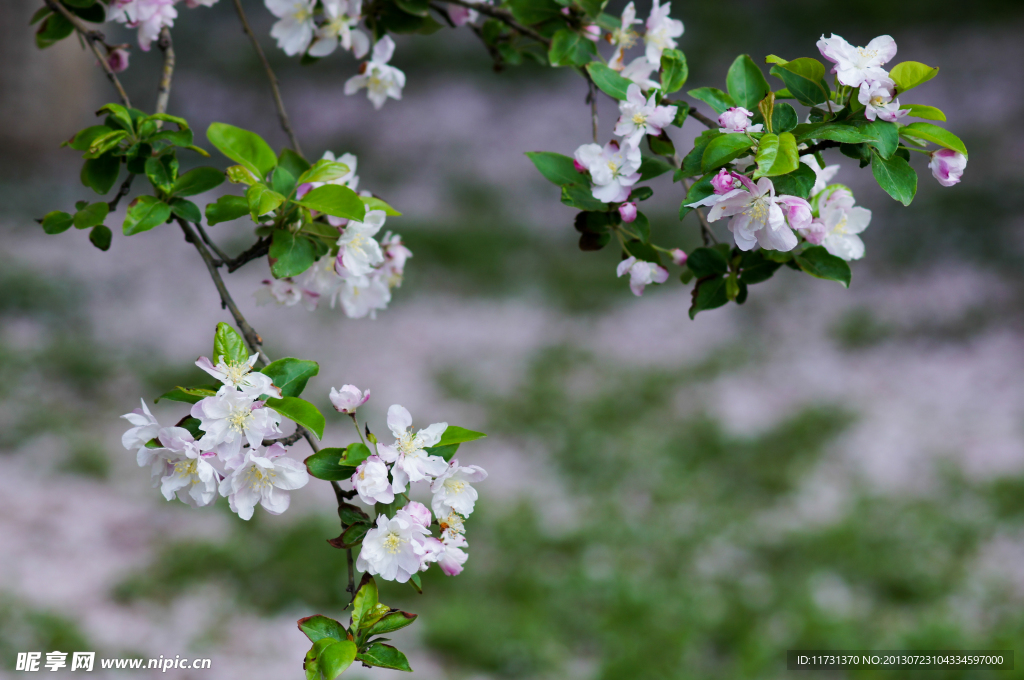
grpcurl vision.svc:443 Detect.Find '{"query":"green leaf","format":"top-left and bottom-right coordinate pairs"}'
top-left (689, 276), bottom-right (728, 319)
top-left (889, 61), bottom-right (938, 93)
top-left (899, 104), bottom-right (946, 122)
top-left (525, 151), bottom-right (584, 186)
top-left (169, 198), bottom-right (202, 224)
top-left (246, 184), bottom-right (287, 219)
top-left (67, 125), bottom-right (115, 152)
top-left (89, 225), bottom-right (112, 251)
top-left (678, 173), bottom-right (714, 220)
top-left (205, 195), bottom-right (250, 225)
top-left (687, 87), bottom-right (735, 115)
top-left (171, 167), bottom-right (225, 197)
top-left (342, 443), bottom-right (372, 468)
top-left (423, 443), bottom-right (460, 461)
top-left (143, 112), bottom-right (190, 130)
top-left (639, 156), bottom-right (674, 181)
top-left (770, 102), bottom-right (799, 133)
top-left (81, 130), bottom-right (128, 159)
top-left (768, 58), bottom-right (828, 106)
top-left (73, 202), bottom-right (109, 230)
top-left (269, 229), bottom-right (318, 278)
top-left (350, 575), bottom-right (379, 633)
top-left (123, 196), bottom-right (171, 235)
top-left (792, 120), bottom-right (898, 159)
top-left (81, 153), bottom-right (121, 194)
top-left (726, 54), bottom-right (770, 111)
top-left (701, 133), bottom-right (754, 174)
top-left (266, 396), bottom-right (326, 439)
top-left (586, 63), bottom-right (633, 100)
top-left (97, 104), bottom-right (135, 133)
top-left (357, 643), bottom-right (412, 672)
top-left (899, 122), bottom-right (967, 158)
top-left (297, 615), bottom-right (348, 643)
top-left (507, 0), bottom-right (562, 25)
top-left (144, 156), bottom-right (174, 193)
top-left (686, 246), bottom-right (728, 278)
top-left (296, 184), bottom-right (366, 221)
top-left (870, 151), bottom-right (917, 206)
top-left (35, 12), bottom-right (74, 48)
top-left (206, 122), bottom-right (277, 181)
top-left (632, 211), bottom-right (650, 243)
top-left (227, 165), bottom-right (260, 186)
top-left (548, 29), bottom-right (597, 67)
top-left (30, 6), bottom-right (51, 25)
top-left (770, 162), bottom-right (816, 199)
top-left (408, 573), bottom-right (423, 593)
top-left (271, 166), bottom-right (297, 198)
top-left (395, 0), bottom-right (430, 16)
top-left (361, 196), bottom-right (401, 216)
top-left (304, 638), bottom-right (333, 680)
top-left (365, 611), bottom-right (417, 638)
top-left (260, 358), bottom-right (319, 398)
top-left (753, 131), bottom-right (798, 177)
top-left (660, 49), bottom-right (689, 94)
top-left (577, 0), bottom-right (605, 17)
top-left (561, 184), bottom-right (607, 212)
top-left (318, 640), bottom-right (357, 680)
top-left (296, 159), bottom-right (350, 185)
top-left (794, 245), bottom-right (852, 287)
top-left (437, 425), bottom-right (487, 447)
top-left (305, 448), bottom-right (356, 481)
top-left (680, 130), bottom-right (720, 177)
top-left (738, 250), bottom-right (782, 285)
top-left (213, 322), bottom-right (249, 365)
top-left (154, 385), bottom-right (219, 405)
top-left (278, 148), bottom-right (311, 182)
top-left (41, 211), bottom-right (74, 235)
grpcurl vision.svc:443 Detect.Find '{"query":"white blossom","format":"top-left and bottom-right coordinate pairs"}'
top-left (619, 56), bottom-right (660, 91)
top-left (266, 0), bottom-right (316, 56)
top-left (858, 78), bottom-right (908, 123)
top-left (643, 0), bottom-right (683, 65)
top-left (356, 510), bottom-right (431, 582)
top-left (430, 459), bottom-right (487, 518)
top-left (330, 384), bottom-right (370, 414)
top-left (573, 140), bottom-right (642, 204)
top-left (337, 210), bottom-right (386, 276)
top-left (614, 84), bottom-right (677, 145)
top-left (195, 353), bottom-right (280, 398)
top-left (218, 444), bottom-right (309, 520)
top-left (804, 186), bottom-right (871, 261)
top-left (158, 427), bottom-right (219, 507)
top-left (344, 36), bottom-right (406, 110)
top-left (339, 273), bottom-right (392, 319)
top-left (254, 278), bottom-right (320, 310)
top-left (377, 404), bottom-right (448, 492)
top-left (121, 399), bottom-right (160, 451)
top-left (616, 256), bottom-right (669, 296)
top-left (351, 454), bottom-right (395, 505)
top-left (107, 0), bottom-right (177, 51)
top-left (608, 2), bottom-right (641, 70)
top-left (439, 509), bottom-right (465, 542)
top-left (817, 33), bottom-right (897, 88)
top-left (688, 176), bottom-right (796, 252)
top-left (191, 391), bottom-right (282, 465)
top-left (928, 149), bottom-right (967, 187)
top-left (308, 0), bottom-right (369, 58)
top-left (436, 533), bottom-right (468, 576)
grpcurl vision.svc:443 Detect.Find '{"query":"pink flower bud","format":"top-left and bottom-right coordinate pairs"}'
top-left (404, 501), bottom-right (432, 528)
top-left (295, 182), bottom-right (314, 199)
top-left (777, 195), bottom-right (813, 231)
top-left (717, 107), bottom-right (754, 133)
top-left (670, 248), bottom-right (687, 265)
top-left (711, 168), bottom-right (738, 195)
top-left (106, 48), bottom-right (130, 73)
top-left (802, 219), bottom-right (827, 245)
top-left (573, 158), bottom-right (587, 173)
top-left (618, 201), bottom-right (637, 223)
top-left (928, 148), bottom-right (966, 187)
top-left (583, 25), bottom-right (601, 42)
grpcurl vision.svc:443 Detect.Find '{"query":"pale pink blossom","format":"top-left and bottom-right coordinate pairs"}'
top-left (106, 48), bottom-right (130, 73)
top-left (436, 533), bottom-right (469, 576)
top-left (777, 195), bottom-right (813, 231)
top-left (266, 0), bottom-right (316, 56)
top-left (928, 149), bottom-right (966, 187)
top-left (219, 444), bottom-right (309, 520)
top-left (608, 1), bottom-right (641, 70)
top-left (121, 399), bottom-right (160, 451)
top-left (620, 56), bottom-right (660, 91)
top-left (356, 511), bottom-right (431, 582)
top-left (858, 78), bottom-right (907, 123)
top-left (404, 500), bottom-right (433, 528)
top-left (344, 36), bottom-right (406, 110)
top-left (619, 202), bottom-right (637, 223)
top-left (687, 175), bottom-right (796, 252)
top-left (718, 107), bottom-right (763, 134)
top-left (191, 391), bottom-right (283, 465)
top-left (431, 459), bottom-right (487, 518)
top-left (573, 140), bottom-right (642, 204)
top-left (643, 0), bottom-right (683, 65)
top-left (670, 248), bottom-right (687, 265)
top-left (329, 384), bottom-right (370, 414)
top-left (377, 405), bottom-right (448, 492)
top-left (195, 353), bottom-right (280, 398)
top-left (711, 168), bottom-right (742, 195)
top-left (351, 454), bottom-right (395, 505)
top-left (616, 256), bottom-right (669, 296)
top-left (157, 427), bottom-right (219, 507)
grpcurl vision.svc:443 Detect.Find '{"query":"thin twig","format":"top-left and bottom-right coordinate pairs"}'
top-left (176, 217), bottom-right (271, 366)
top-left (194, 221), bottom-right (233, 264)
top-left (155, 26), bottom-right (175, 117)
top-left (229, 0), bottom-right (304, 157)
top-left (107, 174), bottom-right (135, 211)
top-left (587, 79), bottom-right (598, 142)
top-left (683, 178), bottom-right (718, 246)
top-left (44, 0), bottom-right (131, 107)
top-left (688, 108), bottom-right (716, 129)
top-left (226, 237), bottom-right (272, 272)
top-left (446, 0), bottom-right (551, 45)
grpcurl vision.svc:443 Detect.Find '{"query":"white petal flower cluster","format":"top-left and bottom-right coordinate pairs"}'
top-left (352, 404), bottom-right (488, 581)
top-left (818, 33), bottom-right (907, 123)
top-left (802, 181), bottom-right (873, 261)
top-left (254, 151), bottom-right (412, 319)
top-left (120, 356), bottom-right (309, 519)
top-left (688, 171), bottom-right (807, 252)
top-left (344, 36), bottom-right (406, 110)
top-left (107, 0), bottom-right (217, 52)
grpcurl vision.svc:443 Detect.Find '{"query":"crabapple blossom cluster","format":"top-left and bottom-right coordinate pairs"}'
top-left (120, 352), bottom-right (310, 520)
top-left (347, 404), bottom-right (487, 581)
top-left (254, 150), bottom-right (413, 319)
top-left (107, 0), bottom-right (217, 51)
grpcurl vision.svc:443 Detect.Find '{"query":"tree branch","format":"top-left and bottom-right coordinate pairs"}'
top-left (155, 26), bottom-right (175, 116)
top-left (688, 108), bottom-right (716, 129)
top-left (107, 174), bottom-right (135, 212)
top-left (44, 0), bottom-right (131, 107)
top-left (225, 237), bottom-right (272, 273)
top-left (683, 178), bottom-right (718, 246)
top-left (446, 0), bottom-right (551, 45)
top-left (176, 217), bottom-right (271, 366)
top-left (229, 0), bottom-right (305, 157)
top-left (799, 140), bottom-right (841, 156)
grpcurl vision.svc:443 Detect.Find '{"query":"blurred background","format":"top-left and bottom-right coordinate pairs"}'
top-left (3, 0), bottom-right (1024, 677)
